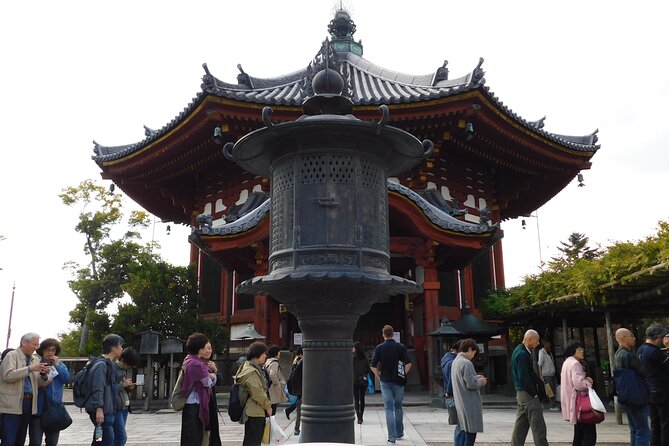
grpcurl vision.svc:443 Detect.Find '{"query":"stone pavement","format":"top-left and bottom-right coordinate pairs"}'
top-left (57, 404), bottom-right (631, 446)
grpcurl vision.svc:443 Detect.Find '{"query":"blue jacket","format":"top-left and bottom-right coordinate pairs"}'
top-left (37, 361), bottom-right (72, 413)
top-left (637, 342), bottom-right (669, 394)
top-left (440, 351), bottom-right (457, 396)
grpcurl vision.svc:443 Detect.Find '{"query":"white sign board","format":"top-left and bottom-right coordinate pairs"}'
top-left (293, 333), bottom-right (303, 346)
top-left (393, 332), bottom-right (401, 343)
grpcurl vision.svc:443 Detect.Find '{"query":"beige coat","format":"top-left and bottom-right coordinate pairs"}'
top-left (0, 348), bottom-right (43, 415)
top-left (237, 361), bottom-right (271, 423)
top-left (264, 357), bottom-right (288, 405)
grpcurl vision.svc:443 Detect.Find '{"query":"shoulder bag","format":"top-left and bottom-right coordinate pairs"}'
top-left (41, 396), bottom-right (73, 431)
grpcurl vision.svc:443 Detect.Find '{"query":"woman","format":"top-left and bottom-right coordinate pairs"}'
top-left (263, 345), bottom-right (287, 416)
top-left (201, 341), bottom-right (222, 446)
top-left (179, 333), bottom-right (217, 446)
top-left (114, 347), bottom-right (139, 446)
top-left (560, 340), bottom-right (596, 446)
top-left (352, 342), bottom-right (371, 424)
top-left (451, 338), bottom-right (487, 446)
top-left (237, 341), bottom-right (272, 446)
top-left (30, 338), bottom-right (72, 446)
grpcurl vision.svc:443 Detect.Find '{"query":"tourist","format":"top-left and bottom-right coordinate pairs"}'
top-left (371, 324), bottom-right (412, 445)
top-left (179, 333), bottom-right (217, 446)
top-left (510, 329), bottom-right (548, 446)
top-left (236, 341), bottom-right (272, 446)
top-left (451, 338), bottom-right (487, 446)
top-left (285, 349), bottom-right (303, 436)
top-left (614, 328), bottom-right (650, 446)
top-left (537, 339), bottom-right (559, 411)
top-left (264, 345), bottom-right (287, 416)
top-left (86, 334), bottom-right (125, 446)
top-left (113, 347), bottom-right (139, 446)
top-left (201, 341), bottom-right (222, 446)
top-left (441, 340), bottom-right (462, 443)
top-left (352, 342), bottom-right (371, 424)
top-left (29, 338), bottom-right (72, 446)
top-left (560, 341), bottom-right (596, 446)
top-left (0, 333), bottom-right (50, 446)
top-left (637, 323), bottom-right (669, 446)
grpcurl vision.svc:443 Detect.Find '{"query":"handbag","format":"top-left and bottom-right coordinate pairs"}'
top-left (544, 382), bottom-right (554, 398)
top-left (575, 390), bottom-right (605, 424)
top-left (41, 396), bottom-right (73, 431)
top-left (366, 373), bottom-right (375, 395)
top-left (446, 398), bottom-right (458, 425)
top-left (171, 369), bottom-right (186, 411)
top-left (357, 374), bottom-right (368, 387)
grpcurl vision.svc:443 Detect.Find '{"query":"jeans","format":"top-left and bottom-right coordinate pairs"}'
top-left (380, 381), bottom-right (405, 442)
top-left (88, 413), bottom-right (115, 446)
top-left (3, 398), bottom-right (33, 446)
top-left (113, 408), bottom-right (129, 446)
top-left (626, 405), bottom-right (650, 446)
top-left (455, 429), bottom-right (477, 446)
top-left (29, 415), bottom-right (60, 446)
top-left (511, 391), bottom-right (548, 446)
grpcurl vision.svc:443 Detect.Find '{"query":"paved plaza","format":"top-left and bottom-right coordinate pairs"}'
top-left (56, 397), bottom-right (631, 446)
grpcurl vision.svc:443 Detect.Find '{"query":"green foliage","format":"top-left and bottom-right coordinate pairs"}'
top-left (482, 221), bottom-right (669, 317)
top-left (58, 312), bottom-right (110, 357)
top-left (110, 261), bottom-right (228, 351)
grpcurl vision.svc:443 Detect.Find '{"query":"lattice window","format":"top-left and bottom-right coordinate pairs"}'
top-left (299, 155), bottom-right (327, 184)
top-left (328, 155), bottom-right (354, 184)
top-left (274, 161), bottom-right (295, 191)
top-left (360, 158), bottom-right (383, 190)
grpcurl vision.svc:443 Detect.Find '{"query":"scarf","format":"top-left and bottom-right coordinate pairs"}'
top-left (180, 354), bottom-right (212, 426)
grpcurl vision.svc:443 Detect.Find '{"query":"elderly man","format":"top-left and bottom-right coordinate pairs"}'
top-left (614, 328), bottom-right (650, 446)
top-left (637, 323), bottom-right (669, 446)
top-left (511, 329), bottom-right (548, 446)
top-left (0, 333), bottom-right (51, 446)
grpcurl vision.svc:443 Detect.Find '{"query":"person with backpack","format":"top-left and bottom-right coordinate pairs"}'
top-left (85, 334), bottom-right (125, 446)
top-left (614, 328), bottom-right (650, 446)
top-left (370, 325), bottom-right (412, 445)
top-left (113, 347), bottom-right (139, 446)
top-left (263, 345), bottom-right (287, 416)
top-left (236, 342), bottom-right (271, 446)
top-left (179, 333), bottom-right (217, 446)
top-left (284, 348), bottom-right (302, 418)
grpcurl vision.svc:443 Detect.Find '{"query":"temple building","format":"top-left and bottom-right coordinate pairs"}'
top-left (91, 10), bottom-right (599, 391)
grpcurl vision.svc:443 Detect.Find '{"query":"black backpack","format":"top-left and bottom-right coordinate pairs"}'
top-left (73, 357), bottom-right (107, 408)
top-left (228, 367), bottom-right (244, 422)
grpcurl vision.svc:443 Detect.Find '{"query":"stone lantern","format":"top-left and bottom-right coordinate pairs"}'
top-left (224, 57), bottom-right (430, 443)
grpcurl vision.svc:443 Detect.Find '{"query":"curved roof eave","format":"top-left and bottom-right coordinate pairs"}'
top-left (91, 54), bottom-right (599, 165)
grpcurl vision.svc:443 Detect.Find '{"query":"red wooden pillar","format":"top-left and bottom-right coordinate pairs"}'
top-left (416, 247), bottom-right (440, 393)
top-left (492, 239), bottom-right (505, 289)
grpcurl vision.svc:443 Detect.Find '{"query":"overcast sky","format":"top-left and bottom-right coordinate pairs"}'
top-left (1, 1), bottom-right (667, 348)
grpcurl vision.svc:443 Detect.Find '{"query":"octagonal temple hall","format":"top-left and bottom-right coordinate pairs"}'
top-left (91, 9), bottom-right (598, 392)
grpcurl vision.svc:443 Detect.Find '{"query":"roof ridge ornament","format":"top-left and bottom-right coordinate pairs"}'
top-left (432, 60), bottom-right (449, 85)
top-left (471, 57), bottom-right (485, 86)
top-left (201, 63), bottom-right (215, 90)
top-left (236, 64), bottom-right (253, 88)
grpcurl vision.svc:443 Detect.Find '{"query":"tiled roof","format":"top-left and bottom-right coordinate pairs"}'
top-left (92, 52), bottom-right (598, 163)
top-left (191, 181), bottom-right (496, 237)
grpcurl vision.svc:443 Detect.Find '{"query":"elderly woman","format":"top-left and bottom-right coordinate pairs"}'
top-left (237, 342), bottom-right (272, 446)
top-left (31, 338), bottom-right (72, 446)
top-left (264, 345), bottom-right (287, 416)
top-left (451, 338), bottom-right (488, 446)
top-left (179, 333), bottom-right (217, 446)
top-left (560, 340), bottom-right (596, 446)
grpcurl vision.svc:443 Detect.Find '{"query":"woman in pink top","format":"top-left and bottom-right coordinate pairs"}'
top-left (560, 340), bottom-right (596, 446)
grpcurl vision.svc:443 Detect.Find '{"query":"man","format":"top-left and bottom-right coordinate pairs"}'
top-left (441, 340), bottom-right (462, 443)
top-left (637, 323), bottom-right (669, 446)
top-left (371, 325), bottom-right (412, 445)
top-left (0, 333), bottom-right (50, 446)
top-left (537, 339), bottom-right (559, 411)
top-left (510, 329), bottom-right (548, 446)
top-left (614, 327), bottom-right (650, 446)
top-left (86, 334), bottom-right (124, 446)
top-left (114, 347), bottom-right (139, 446)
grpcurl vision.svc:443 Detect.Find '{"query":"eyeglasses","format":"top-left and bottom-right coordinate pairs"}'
top-left (576, 347), bottom-right (584, 352)
top-left (44, 347), bottom-right (57, 353)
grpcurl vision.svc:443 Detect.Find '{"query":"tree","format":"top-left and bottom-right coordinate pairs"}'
top-left (554, 232), bottom-right (601, 263)
top-left (110, 260), bottom-right (228, 349)
top-left (60, 180), bottom-right (151, 354)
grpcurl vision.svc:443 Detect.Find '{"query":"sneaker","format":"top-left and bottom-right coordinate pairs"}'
top-left (549, 407), bottom-right (560, 411)
top-left (294, 430), bottom-right (300, 436)
top-left (387, 441), bottom-right (396, 445)
top-left (397, 434), bottom-right (404, 440)
top-left (285, 408), bottom-right (291, 419)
